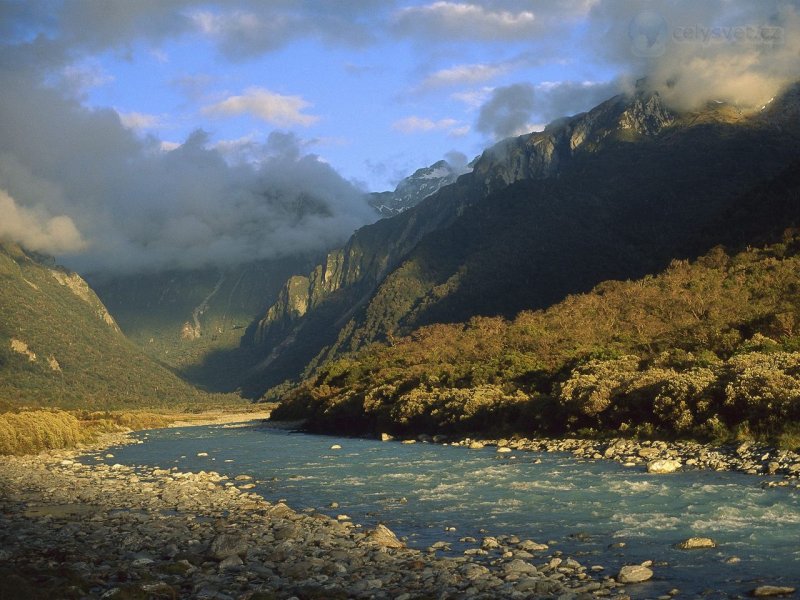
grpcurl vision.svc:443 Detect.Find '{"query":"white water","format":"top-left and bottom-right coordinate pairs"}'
top-left (92, 424), bottom-right (800, 598)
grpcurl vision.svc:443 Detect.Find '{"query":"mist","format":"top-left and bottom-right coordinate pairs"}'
top-left (589, 0), bottom-right (800, 111)
top-left (0, 65), bottom-right (375, 274)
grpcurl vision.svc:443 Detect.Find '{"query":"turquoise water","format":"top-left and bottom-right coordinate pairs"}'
top-left (92, 423), bottom-right (800, 598)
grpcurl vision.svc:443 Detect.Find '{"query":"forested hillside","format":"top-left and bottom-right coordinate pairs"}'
top-left (0, 243), bottom-right (228, 410)
top-left (274, 236), bottom-right (800, 447)
top-left (245, 84), bottom-right (800, 397)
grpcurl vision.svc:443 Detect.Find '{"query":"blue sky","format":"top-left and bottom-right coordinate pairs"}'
top-left (46, 1), bottom-right (621, 190)
top-left (1, 1), bottom-right (798, 272)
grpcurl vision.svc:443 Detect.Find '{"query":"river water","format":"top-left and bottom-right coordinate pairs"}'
top-left (91, 422), bottom-right (800, 598)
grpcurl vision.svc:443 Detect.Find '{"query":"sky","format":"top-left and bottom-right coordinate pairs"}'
top-left (1, 0), bottom-right (799, 273)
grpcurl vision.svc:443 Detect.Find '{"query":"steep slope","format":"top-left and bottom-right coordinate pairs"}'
top-left (88, 255), bottom-right (313, 391)
top-left (368, 160), bottom-right (465, 217)
top-left (274, 234), bottom-right (800, 443)
top-left (0, 242), bottom-right (218, 409)
top-left (245, 83), bottom-right (800, 397)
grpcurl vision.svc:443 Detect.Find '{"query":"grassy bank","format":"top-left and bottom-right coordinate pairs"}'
top-left (0, 405), bottom-right (272, 456)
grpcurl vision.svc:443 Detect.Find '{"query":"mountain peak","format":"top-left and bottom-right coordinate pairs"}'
top-left (368, 159), bottom-right (465, 217)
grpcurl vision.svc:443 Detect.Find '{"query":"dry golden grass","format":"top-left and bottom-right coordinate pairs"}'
top-left (0, 409), bottom-right (87, 455)
top-left (0, 406), bottom-right (268, 455)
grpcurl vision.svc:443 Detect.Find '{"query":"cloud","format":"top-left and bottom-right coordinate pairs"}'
top-left (393, 2), bottom-right (537, 41)
top-left (203, 87), bottom-right (320, 127)
top-left (475, 83), bottom-right (537, 139)
top-left (452, 87), bottom-right (495, 109)
top-left (117, 111), bottom-right (162, 130)
top-left (587, 0), bottom-right (800, 111)
top-left (419, 62), bottom-right (512, 90)
top-left (0, 189), bottom-right (87, 255)
top-left (392, 116), bottom-right (467, 136)
top-left (0, 71), bottom-right (374, 273)
top-left (190, 4), bottom-right (379, 60)
top-left (534, 79), bottom-right (625, 121)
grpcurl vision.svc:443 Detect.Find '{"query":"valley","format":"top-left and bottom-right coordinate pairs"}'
top-left (3, 4), bottom-right (800, 596)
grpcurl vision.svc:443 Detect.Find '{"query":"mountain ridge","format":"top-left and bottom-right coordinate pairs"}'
top-left (0, 242), bottom-right (222, 409)
top-left (242, 82), bottom-right (800, 397)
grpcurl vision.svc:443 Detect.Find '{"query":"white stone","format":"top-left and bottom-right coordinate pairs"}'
top-left (647, 459), bottom-right (681, 474)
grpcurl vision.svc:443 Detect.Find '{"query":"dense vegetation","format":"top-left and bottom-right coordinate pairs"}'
top-left (0, 242), bottom-right (239, 410)
top-left (245, 88), bottom-right (800, 396)
top-left (274, 236), bottom-right (800, 448)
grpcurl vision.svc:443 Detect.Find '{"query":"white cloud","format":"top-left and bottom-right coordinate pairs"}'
top-left (393, 2), bottom-right (537, 41)
top-left (118, 111), bottom-right (161, 130)
top-left (160, 140), bottom-right (181, 152)
top-left (420, 63), bottom-right (510, 90)
top-left (0, 189), bottom-right (87, 254)
top-left (392, 116), bottom-right (464, 135)
top-left (203, 87), bottom-right (320, 127)
top-left (451, 87), bottom-right (495, 109)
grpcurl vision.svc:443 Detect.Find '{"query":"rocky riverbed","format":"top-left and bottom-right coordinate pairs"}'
top-left (0, 431), bottom-right (651, 600)
top-left (414, 434), bottom-right (800, 487)
top-left (2, 424), bottom-right (798, 600)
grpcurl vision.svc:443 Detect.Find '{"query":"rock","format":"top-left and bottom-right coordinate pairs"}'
top-left (272, 524), bottom-right (297, 541)
top-left (208, 533), bottom-right (248, 560)
top-left (366, 523), bottom-right (404, 548)
top-left (234, 474), bottom-right (252, 481)
top-left (647, 459), bottom-right (681, 474)
top-left (380, 433), bottom-right (393, 441)
top-left (504, 559), bottom-right (537, 575)
top-left (131, 557), bottom-right (154, 567)
top-left (676, 536), bottom-right (717, 549)
top-left (197, 452), bottom-right (209, 457)
top-left (497, 447), bottom-right (512, 453)
top-left (638, 447), bottom-right (661, 459)
top-left (330, 444), bottom-right (342, 450)
top-left (617, 565), bottom-right (653, 583)
top-left (469, 441), bottom-right (485, 449)
top-left (752, 586), bottom-right (796, 597)
top-left (518, 539), bottom-right (549, 552)
top-left (218, 554), bottom-right (243, 570)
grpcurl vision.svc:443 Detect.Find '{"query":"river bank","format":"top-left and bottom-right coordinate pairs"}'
top-left (0, 432), bottom-right (625, 600)
top-left (437, 435), bottom-right (800, 488)
top-left (2, 418), bottom-right (798, 600)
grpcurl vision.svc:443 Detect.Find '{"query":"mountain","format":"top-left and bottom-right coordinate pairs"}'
top-left (273, 234), bottom-right (800, 443)
top-left (242, 82), bottom-right (800, 398)
top-left (87, 255), bottom-right (314, 392)
top-left (368, 160), bottom-right (465, 217)
top-left (0, 242), bottom-right (218, 410)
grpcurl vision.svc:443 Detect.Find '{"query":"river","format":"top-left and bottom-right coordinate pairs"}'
top-left (88, 422), bottom-right (800, 598)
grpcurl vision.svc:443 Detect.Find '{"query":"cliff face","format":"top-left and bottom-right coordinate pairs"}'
top-left (242, 83), bottom-right (800, 396)
top-left (246, 88), bottom-right (678, 354)
top-left (472, 90), bottom-right (675, 194)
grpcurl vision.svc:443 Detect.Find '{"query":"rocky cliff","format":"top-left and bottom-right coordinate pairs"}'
top-left (242, 82), bottom-right (800, 397)
top-left (368, 160), bottom-right (465, 217)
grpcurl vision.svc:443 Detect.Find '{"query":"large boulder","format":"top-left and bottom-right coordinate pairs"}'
top-left (617, 564), bottom-right (653, 583)
top-left (208, 533), bottom-right (248, 560)
top-left (647, 459), bottom-right (682, 474)
top-left (366, 524), bottom-right (404, 548)
top-left (676, 536), bottom-right (717, 549)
